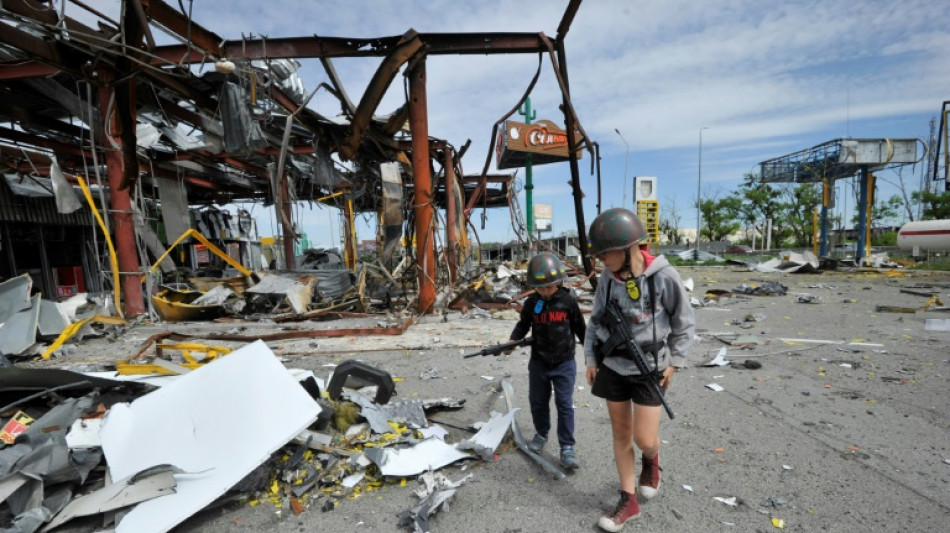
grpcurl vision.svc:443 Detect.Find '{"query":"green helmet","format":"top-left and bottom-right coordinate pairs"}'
top-left (588, 207), bottom-right (646, 256)
top-left (526, 252), bottom-right (567, 288)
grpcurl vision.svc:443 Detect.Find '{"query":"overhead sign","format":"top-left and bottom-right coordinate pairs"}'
top-left (535, 218), bottom-right (552, 232)
top-left (496, 119), bottom-right (583, 169)
top-left (533, 204), bottom-right (552, 219)
top-left (634, 176), bottom-right (657, 202)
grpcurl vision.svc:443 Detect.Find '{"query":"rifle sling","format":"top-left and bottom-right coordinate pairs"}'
top-left (600, 274), bottom-right (662, 371)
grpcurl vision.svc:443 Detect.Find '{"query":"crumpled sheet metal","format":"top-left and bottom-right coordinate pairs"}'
top-left (0, 294), bottom-right (40, 356)
top-left (42, 466), bottom-right (178, 531)
top-left (732, 281), bottom-right (788, 296)
top-left (343, 392), bottom-right (427, 434)
top-left (36, 300), bottom-right (69, 339)
top-left (0, 395), bottom-right (100, 533)
top-left (246, 274), bottom-right (314, 314)
top-left (397, 471), bottom-right (473, 533)
top-left (753, 250), bottom-right (819, 273)
top-left (455, 410), bottom-right (518, 461)
top-left (363, 438), bottom-right (470, 478)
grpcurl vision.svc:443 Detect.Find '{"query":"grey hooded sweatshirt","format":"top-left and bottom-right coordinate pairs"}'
top-left (583, 253), bottom-right (694, 375)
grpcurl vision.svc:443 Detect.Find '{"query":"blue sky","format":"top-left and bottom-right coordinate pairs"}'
top-left (101, 1), bottom-right (950, 245)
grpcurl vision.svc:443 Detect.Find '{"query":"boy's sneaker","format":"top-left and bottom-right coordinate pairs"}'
top-left (597, 490), bottom-right (640, 532)
top-left (560, 445), bottom-right (579, 470)
top-left (638, 452), bottom-right (661, 500)
top-left (527, 434), bottom-right (547, 454)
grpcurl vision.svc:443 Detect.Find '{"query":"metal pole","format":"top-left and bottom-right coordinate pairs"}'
top-left (408, 57), bottom-right (436, 314)
top-left (555, 40), bottom-right (593, 280)
top-left (614, 129), bottom-right (629, 210)
top-left (98, 79), bottom-right (144, 316)
top-left (280, 171), bottom-right (296, 269)
top-left (696, 127), bottom-right (708, 260)
top-left (445, 146), bottom-right (458, 283)
top-left (342, 192), bottom-right (356, 270)
top-left (857, 168), bottom-right (869, 263)
top-left (519, 97), bottom-right (537, 240)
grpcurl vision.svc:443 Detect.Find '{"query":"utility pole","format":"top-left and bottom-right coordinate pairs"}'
top-left (615, 129), bottom-right (629, 210)
top-left (696, 126), bottom-right (708, 260)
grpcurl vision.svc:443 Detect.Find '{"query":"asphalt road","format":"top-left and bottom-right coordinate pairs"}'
top-left (42, 265), bottom-right (950, 532)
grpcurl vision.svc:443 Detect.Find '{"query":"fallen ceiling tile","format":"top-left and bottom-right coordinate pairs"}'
top-left (99, 340), bottom-right (320, 533)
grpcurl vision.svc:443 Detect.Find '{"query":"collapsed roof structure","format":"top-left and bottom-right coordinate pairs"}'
top-left (0, 0), bottom-right (594, 317)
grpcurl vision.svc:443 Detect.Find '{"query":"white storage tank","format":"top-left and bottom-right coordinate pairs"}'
top-left (897, 220), bottom-right (950, 251)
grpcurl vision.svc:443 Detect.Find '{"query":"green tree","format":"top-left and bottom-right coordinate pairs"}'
top-left (911, 189), bottom-right (950, 219)
top-left (699, 195), bottom-right (741, 242)
top-left (779, 183), bottom-right (821, 247)
top-left (733, 173), bottom-right (781, 241)
top-left (849, 194), bottom-right (909, 227)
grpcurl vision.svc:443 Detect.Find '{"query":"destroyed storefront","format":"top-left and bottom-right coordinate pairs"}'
top-left (0, 0), bottom-right (604, 531)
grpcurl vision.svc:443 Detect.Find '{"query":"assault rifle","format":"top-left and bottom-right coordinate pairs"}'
top-left (462, 337), bottom-right (533, 358)
top-left (602, 300), bottom-right (675, 419)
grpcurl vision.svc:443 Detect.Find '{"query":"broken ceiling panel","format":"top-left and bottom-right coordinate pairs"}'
top-left (100, 340), bottom-right (320, 533)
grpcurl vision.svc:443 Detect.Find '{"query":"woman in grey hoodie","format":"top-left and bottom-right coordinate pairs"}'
top-left (583, 208), bottom-right (695, 532)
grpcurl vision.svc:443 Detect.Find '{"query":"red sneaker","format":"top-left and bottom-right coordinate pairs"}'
top-left (597, 490), bottom-right (640, 532)
top-left (639, 452), bottom-right (661, 500)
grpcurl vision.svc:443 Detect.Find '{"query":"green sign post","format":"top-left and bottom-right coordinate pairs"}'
top-left (518, 97), bottom-right (536, 240)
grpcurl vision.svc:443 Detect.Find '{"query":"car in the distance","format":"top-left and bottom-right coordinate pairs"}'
top-left (725, 244), bottom-right (752, 254)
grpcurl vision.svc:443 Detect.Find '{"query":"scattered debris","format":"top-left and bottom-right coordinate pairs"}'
top-left (733, 282), bottom-right (788, 296)
top-left (702, 347), bottom-right (731, 367)
top-left (714, 496), bottom-right (739, 506)
top-left (924, 319), bottom-right (950, 332)
top-left (397, 471), bottom-right (473, 533)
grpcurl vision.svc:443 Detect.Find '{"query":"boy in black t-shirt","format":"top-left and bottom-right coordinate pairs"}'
top-left (509, 252), bottom-right (586, 469)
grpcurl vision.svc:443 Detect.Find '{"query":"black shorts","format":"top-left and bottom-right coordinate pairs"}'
top-left (591, 363), bottom-right (665, 405)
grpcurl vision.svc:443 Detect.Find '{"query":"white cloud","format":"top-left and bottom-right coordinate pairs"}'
top-left (125, 0), bottom-right (950, 237)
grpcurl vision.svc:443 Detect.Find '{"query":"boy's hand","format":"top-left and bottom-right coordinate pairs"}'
top-left (659, 365), bottom-right (677, 388)
top-left (586, 365), bottom-right (597, 386)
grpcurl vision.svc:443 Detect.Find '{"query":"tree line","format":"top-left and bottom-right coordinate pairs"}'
top-left (659, 173), bottom-right (950, 248)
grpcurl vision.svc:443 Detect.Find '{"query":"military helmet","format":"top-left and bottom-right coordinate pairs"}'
top-left (587, 207), bottom-right (646, 256)
top-left (526, 252), bottom-right (567, 288)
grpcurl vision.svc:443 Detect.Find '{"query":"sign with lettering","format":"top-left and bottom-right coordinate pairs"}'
top-left (496, 119), bottom-right (583, 169)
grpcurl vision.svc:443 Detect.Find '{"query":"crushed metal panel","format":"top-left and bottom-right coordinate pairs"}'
top-left (379, 162), bottom-right (404, 257)
top-left (363, 438), bottom-right (471, 477)
top-left (0, 294), bottom-right (40, 356)
top-left (218, 81), bottom-right (267, 155)
top-left (344, 393), bottom-right (426, 434)
top-left (0, 273), bottom-right (32, 324)
top-left (99, 340), bottom-right (320, 533)
top-left (49, 159), bottom-right (82, 214)
top-left (155, 177), bottom-right (190, 249)
top-left (2, 173), bottom-right (53, 198)
top-left (246, 274), bottom-right (313, 314)
top-left (397, 471), bottom-right (473, 533)
top-left (42, 467), bottom-right (178, 531)
top-left (456, 410), bottom-right (517, 460)
top-left (36, 299), bottom-right (70, 339)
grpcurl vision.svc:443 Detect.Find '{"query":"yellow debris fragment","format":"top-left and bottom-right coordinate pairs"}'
top-left (772, 517), bottom-right (785, 528)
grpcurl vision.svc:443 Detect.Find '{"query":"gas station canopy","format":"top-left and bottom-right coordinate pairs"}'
top-left (760, 138), bottom-right (919, 183)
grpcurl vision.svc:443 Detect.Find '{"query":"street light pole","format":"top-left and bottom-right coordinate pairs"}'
top-left (696, 126), bottom-right (708, 260)
top-left (615, 129), bottom-right (629, 209)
